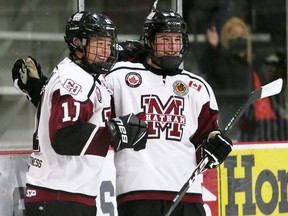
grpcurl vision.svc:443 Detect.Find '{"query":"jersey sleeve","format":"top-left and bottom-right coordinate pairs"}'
top-left (190, 79), bottom-right (219, 148)
top-left (49, 66), bottom-right (111, 156)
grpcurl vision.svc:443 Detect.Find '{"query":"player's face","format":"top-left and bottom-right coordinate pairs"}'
top-left (152, 32), bottom-right (183, 57)
top-left (86, 36), bottom-right (112, 64)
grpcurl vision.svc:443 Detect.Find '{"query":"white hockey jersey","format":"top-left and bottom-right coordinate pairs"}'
top-left (105, 61), bottom-right (219, 205)
top-left (25, 57), bottom-right (112, 205)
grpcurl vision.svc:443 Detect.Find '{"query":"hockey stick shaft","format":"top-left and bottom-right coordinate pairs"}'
top-left (151, 0), bottom-right (159, 11)
top-left (139, 0), bottom-right (158, 40)
top-left (77, 0), bottom-right (85, 11)
top-left (162, 78), bottom-right (283, 216)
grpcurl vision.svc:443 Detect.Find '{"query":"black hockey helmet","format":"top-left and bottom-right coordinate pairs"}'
top-left (143, 9), bottom-right (189, 69)
top-left (64, 11), bottom-right (118, 74)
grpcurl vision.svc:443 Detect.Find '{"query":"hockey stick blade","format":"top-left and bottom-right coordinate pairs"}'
top-left (260, 78), bottom-right (283, 98)
top-left (224, 78), bottom-right (283, 133)
top-left (162, 78), bottom-right (283, 216)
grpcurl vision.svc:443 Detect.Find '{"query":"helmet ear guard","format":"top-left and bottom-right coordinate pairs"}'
top-left (144, 38), bottom-right (152, 48)
top-left (73, 38), bottom-right (85, 51)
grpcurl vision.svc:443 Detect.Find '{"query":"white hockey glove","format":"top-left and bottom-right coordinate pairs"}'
top-left (12, 56), bottom-right (47, 106)
top-left (107, 113), bottom-right (148, 152)
top-left (202, 130), bottom-right (233, 169)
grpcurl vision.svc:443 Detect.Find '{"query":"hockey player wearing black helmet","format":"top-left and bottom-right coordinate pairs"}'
top-left (17, 11), bottom-right (147, 216)
top-left (105, 9), bottom-right (233, 216)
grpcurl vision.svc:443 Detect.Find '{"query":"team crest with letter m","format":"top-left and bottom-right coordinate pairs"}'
top-left (141, 95), bottom-right (186, 141)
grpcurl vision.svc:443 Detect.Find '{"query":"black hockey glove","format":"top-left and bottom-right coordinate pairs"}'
top-left (202, 130), bottom-right (233, 169)
top-left (12, 56), bottom-right (47, 106)
top-left (107, 113), bottom-right (148, 152)
top-left (116, 40), bottom-right (147, 63)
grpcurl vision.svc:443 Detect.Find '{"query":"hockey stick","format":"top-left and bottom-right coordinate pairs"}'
top-left (162, 78), bottom-right (283, 216)
top-left (224, 78), bottom-right (283, 132)
top-left (77, 0), bottom-right (85, 11)
top-left (139, 0), bottom-right (159, 40)
top-left (151, 0), bottom-right (159, 12)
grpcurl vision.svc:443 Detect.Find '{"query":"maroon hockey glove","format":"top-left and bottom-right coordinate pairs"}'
top-left (12, 56), bottom-right (47, 106)
top-left (108, 113), bottom-right (148, 152)
top-left (202, 130), bottom-right (233, 169)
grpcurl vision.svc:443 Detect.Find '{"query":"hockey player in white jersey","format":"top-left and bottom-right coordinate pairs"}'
top-left (16, 11), bottom-right (147, 216)
top-left (105, 10), bottom-right (233, 216)
top-left (11, 9), bottom-right (232, 216)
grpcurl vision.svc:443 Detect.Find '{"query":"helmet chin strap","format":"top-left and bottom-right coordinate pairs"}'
top-left (151, 55), bottom-right (182, 70)
top-left (71, 46), bottom-right (93, 73)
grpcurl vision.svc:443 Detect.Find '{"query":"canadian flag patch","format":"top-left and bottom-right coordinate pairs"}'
top-left (188, 80), bottom-right (202, 91)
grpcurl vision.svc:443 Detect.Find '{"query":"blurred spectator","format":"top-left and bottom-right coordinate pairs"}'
top-left (198, 17), bottom-right (254, 139)
top-left (241, 52), bottom-right (288, 141)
